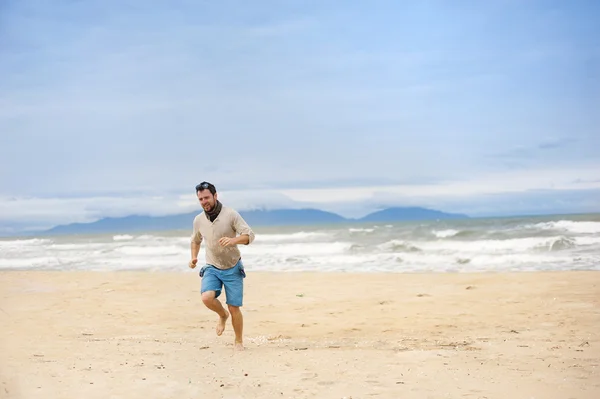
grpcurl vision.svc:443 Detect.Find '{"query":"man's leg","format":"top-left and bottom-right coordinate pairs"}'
top-left (200, 268), bottom-right (229, 336)
top-left (201, 290), bottom-right (229, 336)
top-left (228, 304), bottom-right (244, 351)
top-left (222, 261), bottom-right (246, 351)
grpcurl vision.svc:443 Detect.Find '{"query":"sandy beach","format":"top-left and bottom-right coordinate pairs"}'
top-left (1, 270), bottom-right (598, 399)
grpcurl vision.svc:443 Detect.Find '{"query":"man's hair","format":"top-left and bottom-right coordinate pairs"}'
top-left (195, 181), bottom-right (217, 195)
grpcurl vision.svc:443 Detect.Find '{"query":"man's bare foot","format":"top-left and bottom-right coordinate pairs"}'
top-left (216, 311), bottom-right (229, 336)
top-left (234, 341), bottom-right (244, 351)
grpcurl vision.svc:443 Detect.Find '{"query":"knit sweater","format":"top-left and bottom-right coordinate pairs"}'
top-left (191, 205), bottom-right (255, 269)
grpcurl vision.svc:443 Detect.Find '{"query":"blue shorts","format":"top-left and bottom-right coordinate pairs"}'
top-left (199, 259), bottom-right (246, 307)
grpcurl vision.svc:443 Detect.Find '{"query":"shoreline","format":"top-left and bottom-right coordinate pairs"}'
top-left (1, 268), bottom-right (598, 274)
top-left (1, 270), bottom-right (599, 398)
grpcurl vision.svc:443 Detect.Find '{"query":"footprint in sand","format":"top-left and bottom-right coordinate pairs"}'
top-left (301, 372), bottom-right (318, 381)
top-left (317, 381), bottom-right (335, 386)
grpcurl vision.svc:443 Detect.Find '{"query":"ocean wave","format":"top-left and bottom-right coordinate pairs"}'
top-left (545, 237), bottom-right (576, 252)
top-left (575, 236), bottom-right (600, 246)
top-left (432, 229), bottom-right (460, 238)
top-left (113, 235), bottom-right (134, 241)
top-left (244, 242), bottom-right (352, 256)
top-left (48, 243), bottom-right (110, 251)
top-left (377, 240), bottom-right (421, 252)
top-left (0, 238), bottom-right (52, 248)
top-left (114, 245), bottom-right (184, 256)
top-left (348, 243), bottom-right (365, 252)
top-left (113, 234), bottom-right (165, 242)
top-left (349, 228), bottom-right (375, 233)
top-left (256, 231), bottom-right (329, 242)
top-left (529, 220), bottom-right (600, 234)
top-left (414, 236), bottom-right (591, 253)
top-left (0, 256), bottom-right (62, 269)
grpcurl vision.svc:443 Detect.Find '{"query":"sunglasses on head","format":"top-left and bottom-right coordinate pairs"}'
top-left (195, 182), bottom-right (213, 191)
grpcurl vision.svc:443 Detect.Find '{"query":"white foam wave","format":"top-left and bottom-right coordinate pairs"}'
top-left (414, 236), bottom-right (588, 253)
top-left (531, 220), bottom-right (600, 234)
top-left (575, 236), bottom-right (600, 246)
top-left (377, 240), bottom-right (421, 252)
top-left (349, 228), bottom-right (375, 233)
top-left (113, 235), bottom-right (134, 241)
top-left (0, 256), bottom-right (62, 269)
top-left (48, 243), bottom-right (109, 250)
top-left (432, 229), bottom-right (460, 238)
top-left (114, 245), bottom-right (184, 256)
top-left (0, 238), bottom-right (52, 248)
top-left (113, 234), bottom-right (159, 241)
top-left (257, 232), bottom-right (329, 242)
top-left (91, 257), bottom-right (186, 270)
top-left (244, 242), bottom-right (352, 256)
top-left (135, 235), bottom-right (156, 240)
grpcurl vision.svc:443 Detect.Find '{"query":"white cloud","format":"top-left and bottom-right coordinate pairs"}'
top-left (1, 164), bottom-right (598, 232)
top-left (280, 164), bottom-right (600, 203)
top-left (0, 196), bottom-right (191, 226)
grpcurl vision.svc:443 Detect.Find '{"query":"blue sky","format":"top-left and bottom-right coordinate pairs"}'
top-left (1, 0), bottom-right (599, 232)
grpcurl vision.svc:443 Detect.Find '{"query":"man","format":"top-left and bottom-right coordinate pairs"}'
top-left (188, 181), bottom-right (255, 351)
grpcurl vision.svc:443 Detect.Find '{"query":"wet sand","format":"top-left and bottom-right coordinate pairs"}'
top-left (1, 270), bottom-right (599, 398)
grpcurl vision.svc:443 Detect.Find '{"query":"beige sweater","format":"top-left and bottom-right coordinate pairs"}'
top-left (190, 205), bottom-right (255, 269)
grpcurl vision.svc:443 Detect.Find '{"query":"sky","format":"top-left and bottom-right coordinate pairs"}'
top-left (1, 0), bottom-right (599, 233)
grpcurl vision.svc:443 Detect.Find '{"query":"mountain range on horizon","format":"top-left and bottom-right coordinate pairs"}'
top-left (39, 206), bottom-right (469, 236)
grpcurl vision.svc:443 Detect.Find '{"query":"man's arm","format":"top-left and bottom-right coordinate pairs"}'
top-left (232, 211), bottom-right (255, 245)
top-left (189, 217), bottom-right (203, 268)
top-left (229, 234), bottom-right (250, 245)
top-left (219, 211), bottom-right (255, 247)
top-left (191, 241), bottom-right (201, 260)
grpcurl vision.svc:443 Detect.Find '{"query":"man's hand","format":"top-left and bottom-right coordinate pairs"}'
top-left (219, 234), bottom-right (250, 247)
top-left (189, 258), bottom-right (198, 269)
top-left (219, 237), bottom-right (235, 247)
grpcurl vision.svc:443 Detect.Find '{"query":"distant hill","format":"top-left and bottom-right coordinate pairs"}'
top-left (240, 208), bottom-right (346, 226)
top-left (43, 208), bottom-right (347, 235)
top-left (358, 207), bottom-right (468, 222)
top-left (41, 206), bottom-right (468, 236)
top-left (44, 213), bottom-right (197, 235)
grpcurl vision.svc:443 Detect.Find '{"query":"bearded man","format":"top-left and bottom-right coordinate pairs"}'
top-left (189, 181), bottom-right (255, 351)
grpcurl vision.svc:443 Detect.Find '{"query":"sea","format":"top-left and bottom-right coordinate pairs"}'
top-left (1, 213), bottom-right (599, 273)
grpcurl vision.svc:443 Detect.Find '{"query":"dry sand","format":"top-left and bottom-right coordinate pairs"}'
top-left (0, 270), bottom-right (598, 399)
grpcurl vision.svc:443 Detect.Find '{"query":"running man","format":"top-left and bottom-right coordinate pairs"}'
top-left (188, 181), bottom-right (255, 351)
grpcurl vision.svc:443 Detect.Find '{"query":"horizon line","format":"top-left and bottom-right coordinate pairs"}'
top-left (2, 207), bottom-right (599, 239)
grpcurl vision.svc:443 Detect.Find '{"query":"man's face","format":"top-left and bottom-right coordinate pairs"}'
top-left (197, 189), bottom-right (217, 212)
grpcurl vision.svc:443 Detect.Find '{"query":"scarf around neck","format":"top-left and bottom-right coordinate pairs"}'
top-left (205, 200), bottom-right (222, 222)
